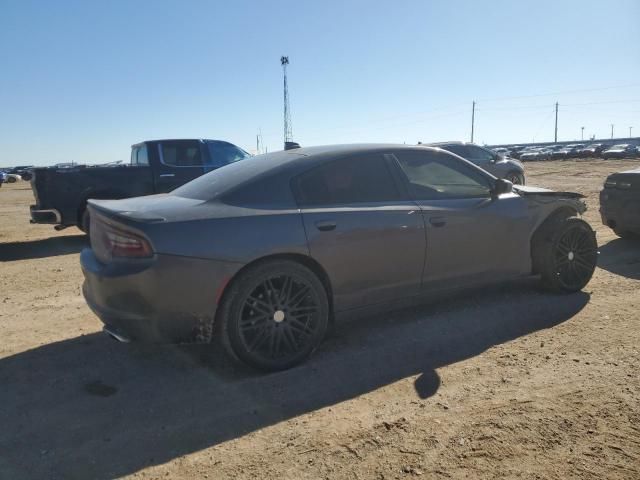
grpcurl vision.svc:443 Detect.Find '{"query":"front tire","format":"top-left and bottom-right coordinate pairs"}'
top-left (218, 260), bottom-right (329, 371)
top-left (535, 217), bottom-right (597, 293)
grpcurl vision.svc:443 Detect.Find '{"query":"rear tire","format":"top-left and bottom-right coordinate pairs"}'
top-left (535, 217), bottom-right (597, 293)
top-left (217, 260), bottom-right (329, 371)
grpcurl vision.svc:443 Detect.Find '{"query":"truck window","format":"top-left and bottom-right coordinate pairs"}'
top-left (160, 142), bottom-right (203, 167)
top-left (131, 145), bottom-right (149, 166)
top-left (206, 141), bottom-right (251, 168)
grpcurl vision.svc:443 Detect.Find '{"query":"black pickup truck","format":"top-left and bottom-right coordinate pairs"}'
top-left (30, 139), bottom-right (250, 232)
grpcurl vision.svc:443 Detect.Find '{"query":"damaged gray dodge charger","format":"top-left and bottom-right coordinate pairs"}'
top-left (81, 144), bottom-right (597, 371)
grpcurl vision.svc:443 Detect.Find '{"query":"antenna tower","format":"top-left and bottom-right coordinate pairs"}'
top-left (281, 56), bottom-right (293, 146)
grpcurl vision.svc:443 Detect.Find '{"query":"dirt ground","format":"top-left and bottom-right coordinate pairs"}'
top-left (1, 159), bottom-right (639, 480)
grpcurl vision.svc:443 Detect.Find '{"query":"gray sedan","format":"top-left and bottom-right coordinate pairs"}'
top-left (81, 144), bottom-right (597, 371)
top-left (428, 142), bottom-right (526, 185)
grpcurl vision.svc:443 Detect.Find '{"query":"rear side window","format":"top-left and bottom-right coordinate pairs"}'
top-left (160, 142), bottom-right (203, 167)
top-left (441, 144), bottom-right (494, 165)
top-left (395, 150), bottom-right (492, 200)
top-left (293, 154), bottom-right (402, 207)
top-left (206, 141), bottom-right (250, 168)
top-left (130, 145), bottom-right (149, 166)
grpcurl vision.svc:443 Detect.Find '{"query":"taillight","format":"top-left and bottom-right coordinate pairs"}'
top-left (93, 219), bottom-right (153, 259)
top-left (103, 228), bottom-right (153, 258)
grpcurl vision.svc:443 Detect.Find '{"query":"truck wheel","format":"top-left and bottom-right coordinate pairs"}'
top-left (536, 217), bottom-right (597, 293)
top-left (79, 209), bottom-right (91, 235)
top-left (217, 260), bottom-right (329, 371)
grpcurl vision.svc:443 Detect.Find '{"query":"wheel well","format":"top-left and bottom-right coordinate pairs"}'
top-left (530, 206), bottom-right (577, 273)
top-left (217, 253), bottom-right (335, 321)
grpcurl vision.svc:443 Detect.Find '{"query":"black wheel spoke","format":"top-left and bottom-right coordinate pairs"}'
top-left (237, 271), bottom-right (322, 363)
top-left (247, 325), bottom-right (271, 352)
top-left (289, 305), bottom-right (318, 316)
top-left (288, 318), bottom-right (314, 337)
top-left (240, 314), bottom-right (271, 328)
top-left (288, 285), bottom-right (311, 307)
top-left (247, 295), bottom-right (273, 315)
top-left (282, 326), bottom-right (298, 352)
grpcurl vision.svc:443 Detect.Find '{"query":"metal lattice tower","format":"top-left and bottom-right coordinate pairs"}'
top-left (281, 56), bottom-right (293, 145)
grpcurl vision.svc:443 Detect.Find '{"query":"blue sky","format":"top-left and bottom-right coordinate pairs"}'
top-left (1, 0), bottom-right (639, 165)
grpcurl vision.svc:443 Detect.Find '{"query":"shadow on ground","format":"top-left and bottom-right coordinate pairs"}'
top-left (597, 237), bottom-right (640, 280)
top-left (0, 282), bottom-right (589, 479)
top-left (0, 235), bottom-right (87, 261)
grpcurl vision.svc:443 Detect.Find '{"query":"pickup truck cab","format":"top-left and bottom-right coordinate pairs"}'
top-left (30, 139), bottom-right (250, 232)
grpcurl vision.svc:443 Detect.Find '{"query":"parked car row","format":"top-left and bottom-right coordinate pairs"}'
top-left (500, 143), bottom-right (640, 161)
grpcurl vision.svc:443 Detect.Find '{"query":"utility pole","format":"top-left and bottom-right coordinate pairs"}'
top-left (581, 126), bottom-right (584, 141)
top-left (630, 126), bottom-right (633, 138)
top-left (470, 101), bottom-right (475, 143)
top-left (554, 102), bottom-right (558, 142)
top-left (611, 124), bottom-right (614, 139)
top-left (281, 56), bottom-right (293, 148)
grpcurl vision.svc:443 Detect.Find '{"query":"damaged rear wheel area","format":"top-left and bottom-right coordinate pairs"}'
top-left (532, 216), bottom-right (598, 293)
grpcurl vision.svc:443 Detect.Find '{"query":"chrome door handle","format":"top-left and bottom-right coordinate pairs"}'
top-left (159, 174), bottom-right (175, 178)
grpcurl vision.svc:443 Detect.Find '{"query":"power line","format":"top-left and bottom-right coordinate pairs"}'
top-left (477, 83), bottom-right (640, 103)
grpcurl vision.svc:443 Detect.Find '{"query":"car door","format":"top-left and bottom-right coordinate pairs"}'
top-left (154, 140), bottom-right (206, 192)
top-left (293, 153), bottom-right (426, 312)
top-left (392, 149), bottom-right (531, 290)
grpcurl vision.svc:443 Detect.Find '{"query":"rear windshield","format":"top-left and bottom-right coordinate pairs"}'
top-left (172, 150), bottom-right (301, 201)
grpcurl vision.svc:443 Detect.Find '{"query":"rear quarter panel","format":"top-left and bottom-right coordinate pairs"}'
top-left (138, 207), bottom-right (310, 264)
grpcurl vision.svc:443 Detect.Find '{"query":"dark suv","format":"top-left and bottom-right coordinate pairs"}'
top-left (428, 142), bottom-right (526, 185)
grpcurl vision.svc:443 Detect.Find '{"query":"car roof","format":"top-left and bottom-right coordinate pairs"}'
top-left (171, 143), bottom-right (460, 203)
top-left (130, 139), bottom-right (236, 147)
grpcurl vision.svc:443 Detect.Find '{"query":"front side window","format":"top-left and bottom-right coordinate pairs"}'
top-left (160, 142), bottom-right (202, 167)
top-left (395, 151), bottom-right (492, 200)
top-left (293, 154), bottom-right (402, 207)
top-left (206, 141), bottom-right (251, 168)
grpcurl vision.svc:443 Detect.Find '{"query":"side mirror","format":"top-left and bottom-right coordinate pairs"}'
top-left (493, 178), bottom-right (513, 196)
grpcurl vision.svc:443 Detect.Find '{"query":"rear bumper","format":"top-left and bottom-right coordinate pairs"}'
top-left (80, 248), bottom-right (242, 343)
top-left (30, 206), bottom-right (61, 224)
top-left (600, 189), bottom-right (640, 234)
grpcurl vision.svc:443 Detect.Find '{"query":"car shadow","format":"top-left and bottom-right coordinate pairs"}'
top-left (0, 281), bottom-right (589, 479)
top-left (597, 237), bottom-right (640, 280)
top-left (0, 235), bottom-right (87, 261)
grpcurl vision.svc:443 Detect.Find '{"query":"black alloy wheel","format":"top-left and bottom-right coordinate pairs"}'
top-left (221, 260), bottom-right (329, 371)
top-left (540, 217), bottom-right (597, 292)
